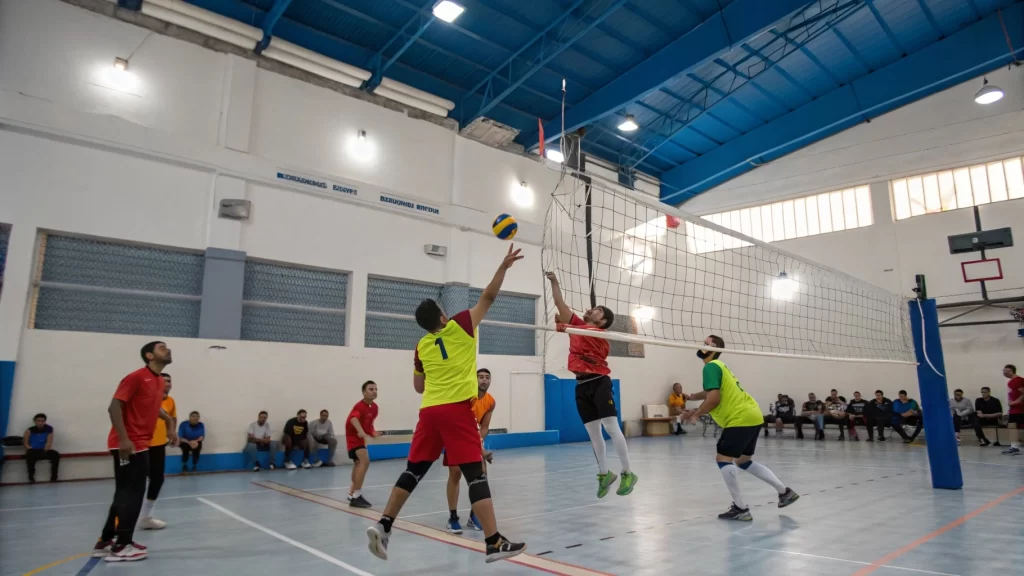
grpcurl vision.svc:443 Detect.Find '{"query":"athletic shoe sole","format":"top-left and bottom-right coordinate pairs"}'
top-left (485, 545), bottom-right (527, 563)
top-left (366, 526), bottom-right (388, 561)
top-left (778, 490), bottom-right (800, 509)
top-left (104, 552), bottom-right (148, 562)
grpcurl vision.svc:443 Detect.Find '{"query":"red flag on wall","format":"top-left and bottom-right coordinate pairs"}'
top-left (538, 119), bottom-right (545, 158)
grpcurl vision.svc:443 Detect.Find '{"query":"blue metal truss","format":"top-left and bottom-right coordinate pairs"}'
top-left (659, 3), bottom-right (1024, 205)
top-left (460, 0), bottom-right (631, 127)
top-left (520, 0), bottom-right (815, 149)
top-left (363, 5), bottom-right (435, 91)
top-left (254, 0), bottom-right (294, 54)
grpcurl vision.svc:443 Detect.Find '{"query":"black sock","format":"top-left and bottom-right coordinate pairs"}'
top-left (484, 532), bottom-right (503, 546)
top-left (379, 515), bottom-right (394, 532)
top-left (449, 510), bottom-right (459, 521)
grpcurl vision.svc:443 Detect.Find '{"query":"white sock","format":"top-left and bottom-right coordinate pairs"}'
top-left (674, 415), bottom-right (681, 425)
top-left (741, 461), bottom-right (786, 494)
top-left (348, 490), bottom-right (360, 499)
top-left (601, 416), bottom-right (631, 474)
top-left (140, 499), bottom-right (156, 520)
top-left (1012, 442), bottom-right (1020, 449)
top-left (719, 464), bottom-right (745, 509)
top-left (584, 420), bottom-right (609, 474)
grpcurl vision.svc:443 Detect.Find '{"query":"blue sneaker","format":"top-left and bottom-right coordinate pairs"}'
top-left (446, 518), bottom-right (463, 534)
top-left (467, 512), bottom-right (482, 531)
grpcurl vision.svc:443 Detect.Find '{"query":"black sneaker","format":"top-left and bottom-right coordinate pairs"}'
top-left (777, 487), bottom-right (800, 508)
top-left (485, 537), bottom-right (527, 563)
top-left (980, 439), bottom-right (991, 447)
top-left (837, 435), bottom-right (845, 441)
top-left (349, 495), bottom-right (372, 508)
top-left (877, 437), bottom-right (886, 442)
top-left (718, 503), bottom-right (752, 521)
top-left (993, 442), bottom-right (1002, 447)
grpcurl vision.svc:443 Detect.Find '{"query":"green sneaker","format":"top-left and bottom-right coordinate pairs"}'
top-left (616, 471), bottom-right (638, 496)
top-left (596, 472), bottom-right (618, 498)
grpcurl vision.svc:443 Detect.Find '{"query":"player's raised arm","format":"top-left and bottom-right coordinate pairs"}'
top-left (544, 272), bottom-right (573, 325)
top-left (469, 244), bottom-right (523, 329)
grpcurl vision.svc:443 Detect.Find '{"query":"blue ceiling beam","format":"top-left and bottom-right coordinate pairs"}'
top-left (254, 0), bottom-right (294, 54)
top-left (462, 0), bottom-right (631, 126)
top-left (659, 2), bottom-right (1024, 205)
top-left (520, 0), bottom-right (814, 149)
top-left (832, 28), bottom-right (870, 73)
top-left (364, 7), bottom-right (435, 91)
top-left (866, 1), bottom-right (905, 55)
top-left (768, 29), bottom-right (841, 87)
top-left (916, 0), bottom-right (944, 38)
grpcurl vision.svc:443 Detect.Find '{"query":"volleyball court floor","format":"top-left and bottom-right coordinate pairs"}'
top-left (2, 436), bottom-right (1022, 576)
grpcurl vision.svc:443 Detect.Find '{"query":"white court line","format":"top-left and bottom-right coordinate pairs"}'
top-left (197, 497), bottom-right (375, 576)
top-left (0, 489), bottom-right (269, 513)
top-left (735, 546), bottom-right (960, 576)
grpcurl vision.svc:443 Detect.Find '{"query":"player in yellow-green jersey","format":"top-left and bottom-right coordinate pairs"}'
top-left (684, 334), bottom-right (799, 521)
top-left (367, 244), bottom-right (527, 565)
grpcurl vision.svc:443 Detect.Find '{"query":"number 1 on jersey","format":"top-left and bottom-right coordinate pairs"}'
top-left (434, 337), bottom-right (448, 360)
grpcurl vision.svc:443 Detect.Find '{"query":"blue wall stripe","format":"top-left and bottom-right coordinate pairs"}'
top-left (0, 361), bottom-right (15, 437)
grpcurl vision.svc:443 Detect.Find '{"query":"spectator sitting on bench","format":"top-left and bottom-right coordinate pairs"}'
top-left (824, 391), bottom-right (848, 441)
top-left (245, 411), bottom-right (277, 471)
top-left (24, 413), bottom-right (59, 483)
top-left (765, 394), bottom-right (796, 437)
top-left (846, 391), bottom-right (871, 441)
top-left (891, 390), bottom-right (923, 444)
top-left (178, 411), bottom-right (205, 472)
top-left (798, 393), bottom-right (825, 440)
top-left (974, 386), bottom-right (1004, 447)
top-left (668, 383), bottom-right (687, 435)
top-left (309, 409), bottom-right (339, 467)
top-left (282, 409), bottom-right (312, 469)
top-left (949, 388), bottom-right (976, 445)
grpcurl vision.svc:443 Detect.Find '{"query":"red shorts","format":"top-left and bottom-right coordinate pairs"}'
top-left (409, 400), bottom-right (481, 466)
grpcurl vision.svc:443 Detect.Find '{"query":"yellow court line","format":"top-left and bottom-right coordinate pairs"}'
top-left (22, 551), bottom-right (91, 576)
top-left (254, 480), bottom-right (615, 576)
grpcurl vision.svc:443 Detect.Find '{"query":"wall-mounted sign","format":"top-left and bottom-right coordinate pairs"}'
top-left (379, 193), bottom-right (441, 216)
top-left (275, 169), bottom-right (440, 218)
top-left (276, 171), bottom-right (358, 197)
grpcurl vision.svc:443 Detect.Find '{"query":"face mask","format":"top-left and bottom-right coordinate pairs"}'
top-left (696, 350), bottom-right (710, 360)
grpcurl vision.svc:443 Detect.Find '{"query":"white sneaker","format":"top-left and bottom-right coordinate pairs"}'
top-left (105, 543), bottom-right (148, 562)
top-left (312, 460), bottom-right (323, 468)
top-left (301, 460), bottom-right (312, 469)
top-left (284, 461), bottom-right (297, 470)
top-left (139, 517), bottom-right (166, 530)
top-left (253, 464), bottom-right (261, 471)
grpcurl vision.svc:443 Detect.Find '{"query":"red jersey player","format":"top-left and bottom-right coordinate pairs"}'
top-left (346, 380), bottom-right (381, 507)
top-left (1003, 364), bottom-right (1023, 455)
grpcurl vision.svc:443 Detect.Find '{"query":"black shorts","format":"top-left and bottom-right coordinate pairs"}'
top-left (1009, 413), bottom-right (1024, 426)
top-left (717, 425), bottom-right (761, 458)
top-left (348, 446), bottom-right (367, 462)
top-left (575, 375), bottom-right (617, 424)
top-left (766, 414), bottom-right (795, 424)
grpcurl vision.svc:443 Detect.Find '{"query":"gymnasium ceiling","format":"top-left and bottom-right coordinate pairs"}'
top-left (188, 0), bottom-right (1024, 204)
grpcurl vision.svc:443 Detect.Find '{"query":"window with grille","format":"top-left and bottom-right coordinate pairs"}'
top-left (365, 278), bottom-right (442, 350)
top-left (688, 186), bottom-right (873, 253)
top-left (30, 234), bottom-right (204, 337)
top-left (241, 260), bottom-right (348, 346)
top-left (890, 157), bottom-right (1024, 220)
top-left (468, 289), bottom-right (536, 356)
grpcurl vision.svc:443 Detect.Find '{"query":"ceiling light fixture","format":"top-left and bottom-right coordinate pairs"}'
top-left (974, 77), bottom-right (1004, 104)
top-left (617, 114), bottom-right (638, 132)
top-left (113, 57), bottom-right (129, 71)
top-left (545, 149), bottom-right (564, 163)
top-left (432, 0), bottom-right (465, 23)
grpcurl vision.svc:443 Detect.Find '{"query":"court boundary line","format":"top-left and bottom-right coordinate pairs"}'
top-left (197, 497), bottom-right (374, 576)
top-left (736, 546), bottom-right (961, 576)
top-left (850, 485), bottom-right (1024, 576)
top-left (18, 552), bottom-right (90, 576)
top-left (253, 480), bottom-right (615, 576)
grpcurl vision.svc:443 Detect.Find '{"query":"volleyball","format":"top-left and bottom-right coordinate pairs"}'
top-left (492, 213), bottom-right (518, 240)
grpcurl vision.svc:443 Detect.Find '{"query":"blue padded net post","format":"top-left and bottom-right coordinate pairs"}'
top-left (908, 298), bottom-right (963, 490)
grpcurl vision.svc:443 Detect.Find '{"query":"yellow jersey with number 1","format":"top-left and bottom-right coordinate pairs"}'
top-left (702, 359), bottom-right (763, 428)
top-left (414, 310), bottom-right (478, 409)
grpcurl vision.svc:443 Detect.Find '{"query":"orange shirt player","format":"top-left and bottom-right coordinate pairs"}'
top-left (669, 383), bottom-right (688, 435)
top-left (546, 271), bottom-right (637, 498)
top-left (366, 244), bottom-right (527, 564)
top-left (444, 367), bottom-right (496, 534)
top-left (93, 341), bottom-right (177, 563)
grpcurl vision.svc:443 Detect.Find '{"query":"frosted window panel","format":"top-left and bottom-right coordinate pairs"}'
top-left (817, 193), bottom-right (833, 233)
top-left (907, 177), bottom-right (926, 216)
top-left (740, 208), bottom-right (753, 238)
top-left (921, 174), bottom-right (941, 213)
top-left (970, 165), bottom-right (990, 204)
top-left (953, 168), bottom-right (974, 208)
top-left (842, 189), bottom-right (859, 227)
top-left (1005, 158), bottom-right (1024, 199)
top-left (782, 200), bottom-right (797, 240)
top-left (794, 197), bottom-right (808, 237)
top-left (771, 203), bottom-right (785, 240)
top-left (750, 206), bottom-right (764, 241)
top-left (729, 210), bottom-right (742, 248)
top-left (761, 205), bottom-right (775, 242)
top-left (855, 186), bottom-right (873, 227)
top-left (988, 162), bottom-right (1008, 202)
top-left (937, 171), bottom-right (957, 211)
top-left (830, 191), bottom-right (846, 231)
top-left (806, 195), bottom-right (821, 234)
top-left (892, 179), bottom-right (911, 220)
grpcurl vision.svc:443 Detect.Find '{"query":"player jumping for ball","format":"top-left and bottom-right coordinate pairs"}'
top-left (684, 335), bottom-right (799, 521)
top-left (366, 245), bottom-right (527, 564)
top-left (545, 272), bottom-right (637, 498)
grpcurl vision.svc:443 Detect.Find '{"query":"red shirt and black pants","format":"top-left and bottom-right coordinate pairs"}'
top-left (564, 314), bottom-right (615, 424)
top-left (1009, 375), bottom-right (1024, 426)
top-left (346, 400), bottom-right (378, 462)
top-left (100, 366), bottom-right (165, 545)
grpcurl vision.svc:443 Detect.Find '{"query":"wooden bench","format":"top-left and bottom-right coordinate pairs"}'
top-left (640, 417), bottom-right (674, 437)
top-left (3, 450), bottom-right (109, 461)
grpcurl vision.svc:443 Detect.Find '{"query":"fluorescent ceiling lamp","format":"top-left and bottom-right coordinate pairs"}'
top-left (974, 77), bottom-right (1004, 104)
top-left (771, 272), bottom-right (798, 300)
top-left (113, 57), bottom-right (129, 71)
top-left (511, 181), bottom-right (534, 208)
top-left (632, 306), bottom-right (656, 321)
top-left (432, 0), bottom-right (465, 23)
top-left (545, 149), bottom-right (565, 163)
top-left (617, 114), bottom-right (638, 132)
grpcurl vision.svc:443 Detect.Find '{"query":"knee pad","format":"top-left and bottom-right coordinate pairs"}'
top-left (395, 460), bottom-right (432, 493)
top-left (459, 462), bottom-right (492, 503)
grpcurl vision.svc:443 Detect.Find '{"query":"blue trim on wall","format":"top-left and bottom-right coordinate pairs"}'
top-left (544, 375), bottom-right (621, 443)
top-left (0, 361), bottom-right (15, 437)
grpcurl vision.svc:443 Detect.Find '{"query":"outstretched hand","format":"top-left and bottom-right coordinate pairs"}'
top-left (545, 271), bottom-right (558, 283)
top-left (500, 243), bottom-right (524, 270)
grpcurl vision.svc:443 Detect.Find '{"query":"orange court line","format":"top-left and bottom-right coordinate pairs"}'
top-left (851, 485), bottom-right (1024, 576)
top-left (253, 480), bottom-right (615, 576)
top-left (20, 552), bottom-right (90, 576)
